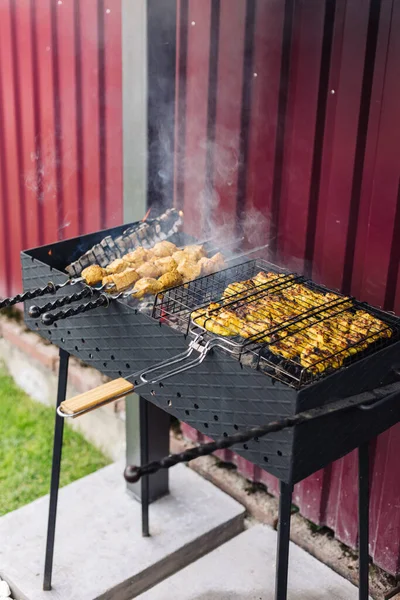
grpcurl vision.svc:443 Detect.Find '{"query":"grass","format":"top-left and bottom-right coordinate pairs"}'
top-left (0, 369), bottom-right (110, 516)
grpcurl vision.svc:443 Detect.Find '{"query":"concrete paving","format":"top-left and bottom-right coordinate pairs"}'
top-left (0, 462), bottom-right (245, 600)
top-left (138, 524), bottom-right (369, 600)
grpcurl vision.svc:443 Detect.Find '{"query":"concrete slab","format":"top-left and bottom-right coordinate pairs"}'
top-left (0, 462), bottom-right (244, 600)
top-left (138, 524), bottom-right (369, 600)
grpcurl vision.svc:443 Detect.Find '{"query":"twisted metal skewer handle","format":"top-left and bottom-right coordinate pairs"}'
top-left (41, 295), bottom-right (109, 325)
top-left (0, 283), bottom-right (58, 309)
top-left (124, 380), bottom-right (400, 483)
top-left (28, 288), bottom-right (92, 318)
top-left (124, 414), bottom-right (307, 483)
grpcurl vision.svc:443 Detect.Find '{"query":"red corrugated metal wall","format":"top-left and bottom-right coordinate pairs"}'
top-left (175, 0), bottom-right (400, 575)
top-left (0, 0), bottom-right (122, 299)
top-left (1, 0), bottom-right (400, 577)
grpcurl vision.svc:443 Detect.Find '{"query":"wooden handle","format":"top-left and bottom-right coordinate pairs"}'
top-left (60, 378), bottom-right (134, 417)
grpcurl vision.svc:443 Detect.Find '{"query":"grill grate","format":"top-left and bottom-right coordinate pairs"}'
top-left (153, 259), bottom-right (400, 389)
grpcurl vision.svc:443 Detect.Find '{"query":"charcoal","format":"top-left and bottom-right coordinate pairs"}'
top-left (65, 208), bottom-right (183, 276)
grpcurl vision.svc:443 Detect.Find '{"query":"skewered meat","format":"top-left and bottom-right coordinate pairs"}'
top-left (105, 258), bottom-right (129, 275)
top-left (172, 250), bottom-right (186, 265)
top-left (182, 245), bottom-right (207, 261)
top-left (177, 258), bottom-right (202, 283)
top-left (133, 277), bottom-right (163, 299)
top-left (199, 252), bottom-right (226, 276)
top-left (159, 270), bottom-right (183, 290)
top-left (136, 262), bottom-right (162, 279)
top-left (155, 256), bottom-right (178, 275)
top-left (102, 274), bottom-right (114, 287)
top-left (124, 247), bottom-right (150, 264)
top-left (107, 268), bottom-right (140, 291)
top-left (151, 240), bottom-right (177, 258)
top-left (65, 207), bottom-right (183, 276)
top-left (81, 265), bottom-right (105, 286)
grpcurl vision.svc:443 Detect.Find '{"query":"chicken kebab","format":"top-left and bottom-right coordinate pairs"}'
top-left (192, 271), bottom-right (392, 375)
top-left (78, 241), bottom-right (226, 299)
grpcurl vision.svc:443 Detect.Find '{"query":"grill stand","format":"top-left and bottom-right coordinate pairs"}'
top-left (42, 354), bottom-right (166, 589)
top-left (275, 482), bottom-right (293, 600)
top-left (140, 396), bottom-right (150, 537)
top-left (358, 443), bottom-right (370, 599)
top-left (273, 449), bottom-right (370, 600)
top-left (43, 348), bottom-right (69, 591)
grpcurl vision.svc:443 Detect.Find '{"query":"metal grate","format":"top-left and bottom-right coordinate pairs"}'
top-left (153, 259), bottom-right (400, 389)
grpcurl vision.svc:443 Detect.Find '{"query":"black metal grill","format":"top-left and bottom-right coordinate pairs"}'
top-left (15, 222), bottom-right (400, 485)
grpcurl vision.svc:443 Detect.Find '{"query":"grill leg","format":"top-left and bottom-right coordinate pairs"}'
top-left (140, 396), bottom-right (150, 537)
top-left (275, 481), bottom-right (293, 600)
top-left (358, 443), bottom-right (370, 600)
top-left (43, 349), bottom-right (69, 591)
top-left (126, 396), bottom-right (169, 502)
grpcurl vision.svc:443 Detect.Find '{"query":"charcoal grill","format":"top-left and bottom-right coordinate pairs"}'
top-left (6, 216), bottom-right (400, 599)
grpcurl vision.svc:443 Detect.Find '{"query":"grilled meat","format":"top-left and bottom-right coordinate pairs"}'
top-left (182, 245), bottom-right (207, 261)
top-left (133, 277), bottom-right (163, 298)
top-left (107, 268), bottom-right (140, 291)
top-left (150, 240), bottom-right (178, 258)
top-left (158, 270), bottom-right (183, 290)
top-left (135, 261), bottom-right (162, 279)
top-left (193, 270), bottom-right (392, 377)
top-left (155, 256), bottom-right (178, 275)
top-left (199, 252), bottom-right (226, 276)
top-left (177, 258), bottom-right (202, 283)
top-left (105, 258), bottom-right (129, 275)
top-left (124, 247), bottom-right (150, 264)
top-left (81, 265), bottom-right (105, 285)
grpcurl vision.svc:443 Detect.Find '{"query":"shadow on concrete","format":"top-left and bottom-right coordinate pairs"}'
top-left (190, 590), bottom-right (352, 600)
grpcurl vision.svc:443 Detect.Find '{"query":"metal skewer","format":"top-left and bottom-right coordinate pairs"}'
top-left (0, 277), bottom-right (86, 310)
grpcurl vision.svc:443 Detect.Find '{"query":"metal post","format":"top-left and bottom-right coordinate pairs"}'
top-left (358, 443), bottom-right (370, 600)
top-left (275, 481), bottom-right (293, 600)
top-left (122, 0), bottom-right (169, 503)
top-left (140, 396), bottom-right (150, 536)
top-left (43, 348), bottom-right (69, 591)
top-left (125, 395), bottom-right (170, 502)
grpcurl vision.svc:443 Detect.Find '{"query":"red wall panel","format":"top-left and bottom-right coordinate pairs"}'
top-left (176, 0), bottom-right (400, 575)
top-left (0, 0), bottom-right (122, 296)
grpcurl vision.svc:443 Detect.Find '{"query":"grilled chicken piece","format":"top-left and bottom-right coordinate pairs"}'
top-left (151, 240), bottom-right (177, 258)
top-left (105, 258), bottom-right (129, 275)
top-left (172, 250), bottom-right (186, 265)
top-left (182, 245), bottom-right (207, 261)
top-left (133, 277), bottom-right (163, 299)
top-left (108, 268), bottom-right (140, 291)
top-left (199, 252), bottom-right (226, 276)
top-left (102, 274), bottom-right (114, 286)
top-left (223, 281), bottom-right (256, 299)
top-left (177, 258), bottom-right (202, 283)
top-left (136, 261), bottom-right (162, 279)
top-left (81, 265), bottom-right (105, 286)
top-left (158, 270), bottom-right (183, 290)
top-left (124, 247), bottom-right (150, 264)
top-left (155, 256), bottom-right (178, 275)
top-left (192, 304), bottom-right (237, 337)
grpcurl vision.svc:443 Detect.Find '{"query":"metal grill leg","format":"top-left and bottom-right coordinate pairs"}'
top-left (275, 481), bottom-right (293, 600)
top-left (358, 443), bottom-right (370, 600)
top-left (140, 396), bottom-right (150, 537)
top-left (43, 349), bottom-right (69, 591)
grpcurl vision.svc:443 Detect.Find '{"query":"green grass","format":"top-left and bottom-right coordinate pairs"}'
top-left (0, 370), bottom-right (110, 516)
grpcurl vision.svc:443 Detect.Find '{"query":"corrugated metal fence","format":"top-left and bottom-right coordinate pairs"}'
top-left (174, 0), bottom-right (400, 575)
top-left (1, 0), bottom-right (400, 576)
top-left (0, 0), bottom-right (122, 298)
